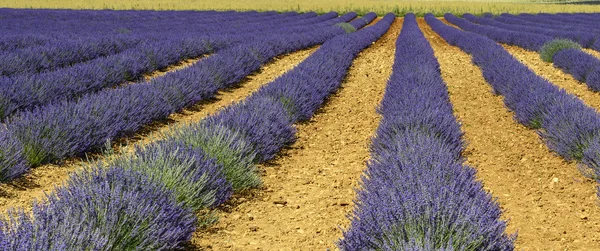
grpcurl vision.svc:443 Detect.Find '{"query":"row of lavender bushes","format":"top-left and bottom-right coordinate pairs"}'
top-left (338, 13), bottom-right (514, 250)
top-left (0, 9), bottom-right (275, 38)
top-left (467, 14), bottom-right (600, 91)
top-left (546, 13), bottom-right (600, 26)
top-left (0, 12), bottom-right (359, 182)
top-left (0, 11), bottom-right (336, 120)
top-left (493, 14), bottom-right (600, 37)
top-left (464, 14), bottom-right (600, 90)
top-left (510, 13), bottom-right (600, 32)
top-left (426, 14), bottom-right (600, 200)
top-left (445, 14), bottom-right (600, 92)
top-left (0, 12), bottom-right (390, 250)
top-left (0, 10), bottom-right (276, 53)
top-left (0, 35), bottom-right (143, 77)
top-left (0, 10), bottom-right (284, 72)
top-left (462, 14), bottom-right (597, 50)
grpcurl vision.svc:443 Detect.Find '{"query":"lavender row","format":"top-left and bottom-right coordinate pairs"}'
top-left (0, 36), bottom-right (145, 76)
top-left (0, 11), bottom-right (305, 76)
top-left (551, 13), bottom-right (600, 24)
top-left (0, 12), bottom-right (334, 120)
top-left (0, 13), bottom-right (391, 250)
top-left (494, 14), bottom-right (600, 34)
top-left (349, 12), bottom-right (378, 29)
top-left (0, 12), bottom-right (358, 182)
top-left (492, 14), bottom-right (600, 50)
top-left (338, 13), bottom-right (513, 250)
top-left (444, 14), bottom-right (549, 51)
top-left (515, 13), bottom-right (600, 31)
top-left (446, 14), bottom-right (600, 92)
top-left (464, 14), bottom-right (598, 49)
top-left (0, 10), bottom-right (279, 52)
top-left (427, 14), bottom-right (600, 201)
top-left (0, 9), bottom-right (277, 38)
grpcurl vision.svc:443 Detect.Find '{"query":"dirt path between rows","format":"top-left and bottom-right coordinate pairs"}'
top-left (584, 48), bottom-right (600, 59)
top-left (195, 18), bottom-right (401, 250)
top-left (502, 44), bottom-right (600, 111)
top-left (0, 47), bottom-right (317, 214)
top-left (421, 18), bottom-right (600, 250)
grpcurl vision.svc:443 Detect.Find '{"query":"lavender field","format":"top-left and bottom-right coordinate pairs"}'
top-left (1, 8), bottom-right (600, 250)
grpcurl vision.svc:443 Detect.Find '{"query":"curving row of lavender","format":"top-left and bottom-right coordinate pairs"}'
top-left (0, 11), bottom-right (338, 120)
top-left (338, 13), bottom-right (514, 250)
top-left (0, 13), bottom-right (392, 250)
top-left (426, 14), bottom-right (600, 201)
top-left (445, 13), bottom-right (600, 92)
top-left (0, 13), bottom-right (358, 181)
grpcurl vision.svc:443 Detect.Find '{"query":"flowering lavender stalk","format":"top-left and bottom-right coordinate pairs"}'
top-left (0, 127), bottom-right (28, 181)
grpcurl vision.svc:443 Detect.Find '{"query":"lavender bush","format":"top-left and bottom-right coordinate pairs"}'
top-left (539, 39), bottom-right (582, 63)
top-left (0, 127), bottom-right (28, 182)
top-left (161, 122), bottom-right (262, 191)
top-left (0, 166), bottom-right (196, 250)
top-left (110, 141), bottom-right (233, 211)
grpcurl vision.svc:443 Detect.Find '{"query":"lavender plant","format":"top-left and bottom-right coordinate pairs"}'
top-left (161, 122), bottom-right (262, 191)
top-left (0, 166), bottom-right (196, 250)
top-left (539, 39), bottom-right (582, 63)
top-left (0, 127), bottom-right (28, 182)
top-left (109, 141), bottom-right (233, 211)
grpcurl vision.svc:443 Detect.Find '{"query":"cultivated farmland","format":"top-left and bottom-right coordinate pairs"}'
top-left (1, 7), bottom-right (600, 251)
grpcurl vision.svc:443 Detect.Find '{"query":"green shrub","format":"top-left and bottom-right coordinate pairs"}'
top-left (539, 39), bottom-right (581, 63)
top-left (335, 22), bottom-right (356, 33)
top-left (163, 122), bottom-right (261, 191)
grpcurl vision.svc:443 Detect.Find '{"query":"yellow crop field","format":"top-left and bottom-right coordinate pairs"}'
top-left (2, 0), bottom-right (600, 15)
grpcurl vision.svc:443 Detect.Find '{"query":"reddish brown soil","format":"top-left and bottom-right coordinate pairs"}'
top-left (420, 19), bottom-right (600, 250)
top-left (0, 47), bottom-right (316, 214)
top-left (194, 18), bottom-right (401, 250)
